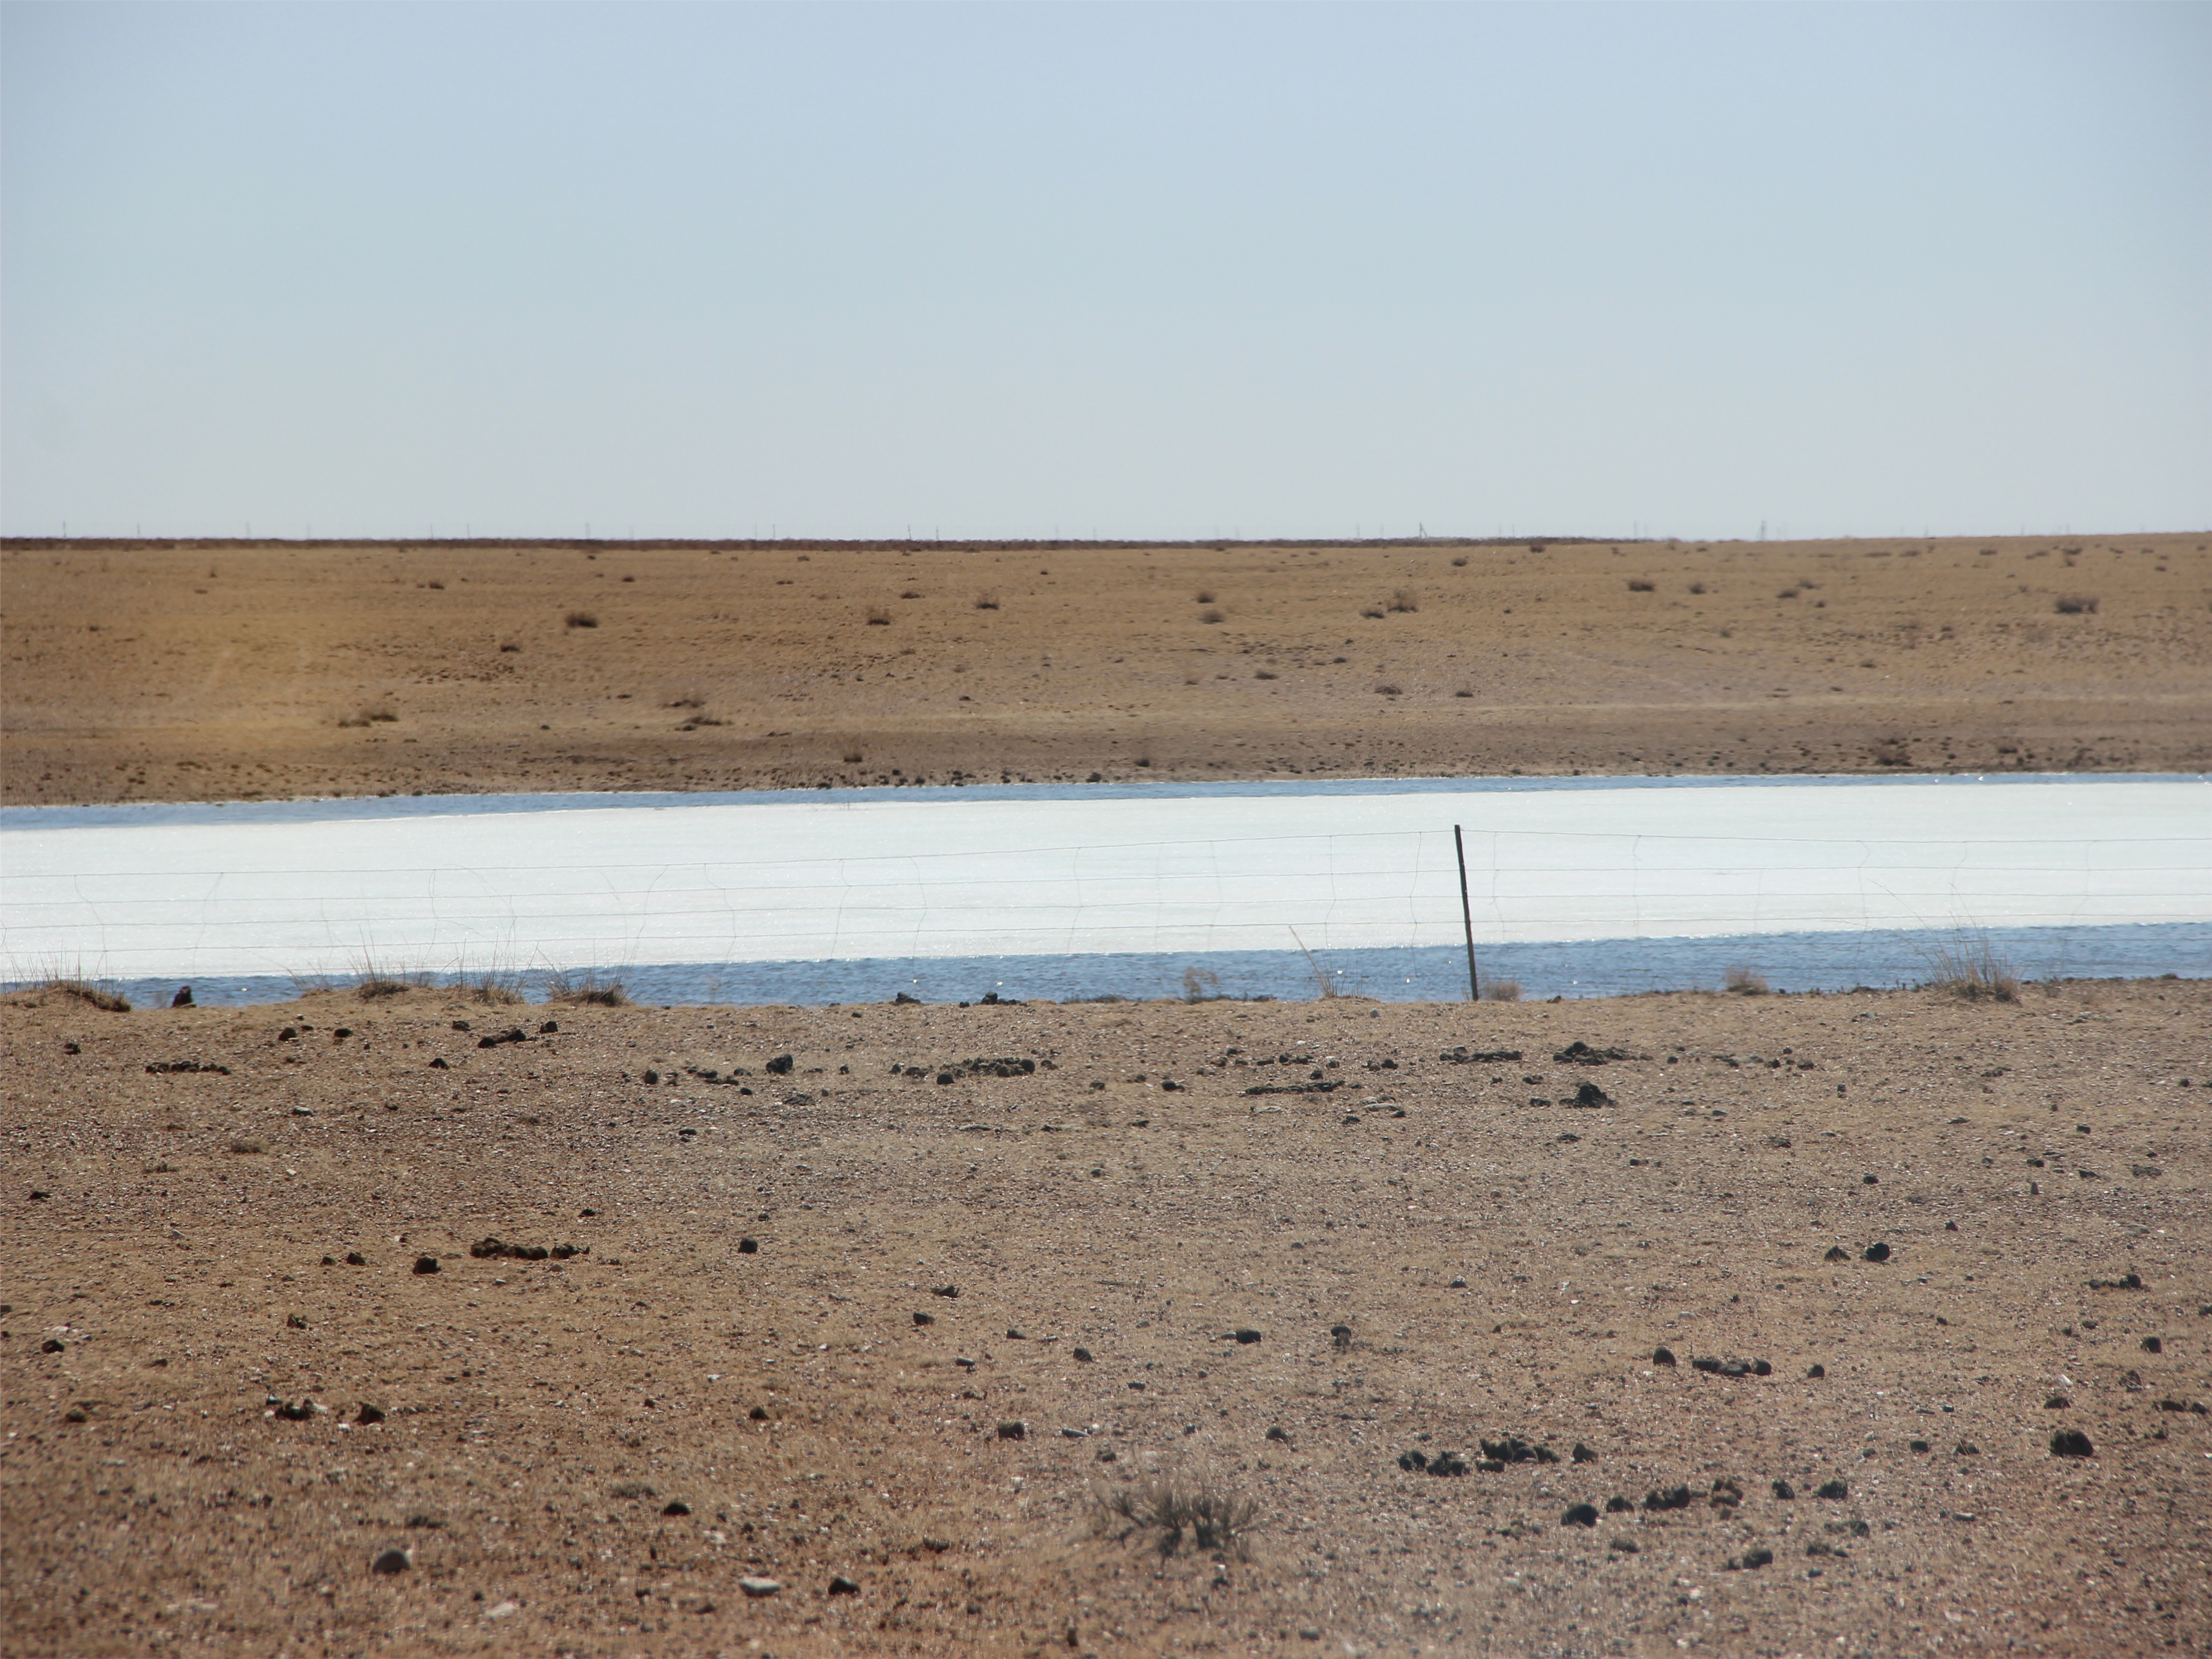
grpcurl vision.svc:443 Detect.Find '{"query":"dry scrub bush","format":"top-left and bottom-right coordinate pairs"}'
top-left (544, 970), bottom-right (630, 1007)
top-left (865, 606), bottom-right (892, 625)
top-left (337, 707), bottom-right (398, 729)
top-left (1923, 936), bottom-right (2020, 1003)
top-left (1387, 588), bottom-right (1419, 612)
top-left (41, 979), bottom-right (132, 1013)
top-left (974, 592), bottom-right (1000, 610)
top-left (1095, 1475), bottom-right (1256, 1559)
top-left (2054, 595), bottom-right (2099, 615)
top-left (1375, 683), bottom-right (1402, 696)
top-left (1628, 579), bottom-right (1655, 592)
top-left (564, 610), bottom-right (599, 629)
top-left (1198, 608), bottom-right (1225, 624)
top-left (1482, 977), bottom-right (1522, 1002)
top-left (1724, 966), bottom-right (1770, 995)
top-left (1194, 590), bottom-right (1216, 604)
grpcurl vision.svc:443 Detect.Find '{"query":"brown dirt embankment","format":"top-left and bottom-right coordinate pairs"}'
top-left (3, 532), bottom-right (2206, 805)
top-left (3, 976), bottom-right (2206, 1655)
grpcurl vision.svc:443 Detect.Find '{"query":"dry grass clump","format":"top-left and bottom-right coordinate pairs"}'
top-left (356, 965), bottom-right (432, 1000)
top-left (451, 963), bottom-right (526, 1006)
top-left (1923, 936), bottom-right (2020, 1002)
top-left (974, 592), bottom-right (1000, 611)
top-left (865, 606), bottom-right (892, 626)
top-left (842, 748), bottom-right (865, 764)
top-left (543, 969), bottom-right (630, 1007)
top-left (1198, 608), bottom-right (1225, 624)
top-left (1628, 579), bottom-right (1655, 592)
top-left (1374, 683), bottom-right (1402, 697)
top-left (41, 979), bottom-right (132, 1013)
top-left (1387, 588), bottom-right (1419, 612)
top-left (1360, 605), bottom-right (1386, 619)
top-left (1724, 966), bottom-right (1770, 995)
top-left (1481, 977), bottom-right (1522, 1002)
top-left (1094, 1474), bottom-right (1256, 1558)
top-left (564, 610), bottom-right (599, 629)
top-left (2054, 594), bottom-right (2099, 615)
top-left (336, 706), bottom-right (399, 729)
top-left (1193, 589), bottom-right (1216, 604)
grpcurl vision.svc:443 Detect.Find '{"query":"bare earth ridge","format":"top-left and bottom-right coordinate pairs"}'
top-left (2, 532), bottom-right (2206, 804)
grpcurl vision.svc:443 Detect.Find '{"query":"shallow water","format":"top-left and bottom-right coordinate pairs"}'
top-left (5, 773), bottom-right (2203, 1004)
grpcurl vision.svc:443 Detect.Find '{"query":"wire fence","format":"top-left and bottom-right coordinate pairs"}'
top-left (6, 813), bottom-right (2205, 1004)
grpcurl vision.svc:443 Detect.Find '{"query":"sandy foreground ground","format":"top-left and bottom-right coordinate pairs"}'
top-left (3, 977), bottom-right (2207, 1657)
top-left (2, 532), bottom-right (2207, 805)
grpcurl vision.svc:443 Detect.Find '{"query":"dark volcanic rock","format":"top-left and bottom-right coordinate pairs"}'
top-left (1561, 1503), bottom-right (1599, 1527)
top-left (1815, 1480), bottom-right (1849, 1500)
top-left (370, 1548), bottom-right (411, 1575)
top-left (1863, 1242), bottom-right (1892, 1263)
top-left (1643, 1486), bottom-right (1693, 1512)
top-left (1652, 1346), bottom-right (1676, 1366)
top-left (1569, 1081), bottom-right (1615, 1108)
top-left (2050, 1429), bottom-right (2095, 1458)
top-left (412, 1255), bottom-right (440, 1274)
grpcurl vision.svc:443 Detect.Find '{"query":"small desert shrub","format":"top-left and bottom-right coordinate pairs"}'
top-left (842, 748), bottom-right (865, 764)
top-left (1688, 581), bottom-right (1706, 595)
top-left (1482, 977), bottom-right (1522, 1002)
top-left (900, 589), bottom-right (922, 599)
top-left (1923, 936), bottom-right (2020, 1003)
top-left (1451, 556), bottom-right (1467, 567)
top-left (1194, 590), bottom-right (1216, 604)
top-left (1198, 608), bottom-right (1225, 624)
top-left (424, 578), bottom-right (444, 590)
top-left (666, 691), bottom-right (706, 709)
top-left (1360, 605), bottom-right (1386, 619)
top-left (1375, 683), bottom-right (1402, 696)
top-left (1453, 688), bottom-right (1473, 698)
top-left (865, 606), bottom-right (891, 625)
top-left (43, 979), bottom-right (131, 1013)
top-left (337, 706), bottom-right (399, 728)
top-left (229, 1138), bottom-right (266, 1156)
top-left (1096, 1475), bottom-right (1256, 1558)
top-left (1628, 579), bottom-right (1654, 592)
top-left (1724, 966), bottom-right (1770, 995)
top-left (565, 610), bottom-right (599, 629)
top-left (2054, 595), bottom-right (2099, 615)
top-left (543, 970), bottom-right (630, 1007)
top-left (499, 642), bottom-right (521, 652)
top-left (358, 967), bottom-right (430, 1000)
top-left (974, 592), bottom-right (1000, 610)
top-left (1387, 588), bottom-right (1419, 612)
top-left (1777, 588), bottom-right (1800, 600)
top-left (1253, 670), bottom-right (1277, 680)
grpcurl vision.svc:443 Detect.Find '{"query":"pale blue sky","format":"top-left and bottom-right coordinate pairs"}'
top-left (4, 2), bottom-right (2206, 541)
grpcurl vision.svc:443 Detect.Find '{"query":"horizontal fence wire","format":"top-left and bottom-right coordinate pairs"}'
top-left (6, 812), bottom-right (2207, 1000)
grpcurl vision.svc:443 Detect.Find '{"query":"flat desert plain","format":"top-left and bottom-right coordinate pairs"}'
top-left (3, 531), bottom-right (2209, 1659)
top-left (1, 532), bottom-right (2207, 804)
top-left (2, 980), bottom-right (2208, 1658)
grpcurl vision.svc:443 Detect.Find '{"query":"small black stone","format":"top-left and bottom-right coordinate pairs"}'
top-left (1823, 1245), bottom-right (1849, 1262)
top-left (1266, 1426), bottom-right (1292, 1444)
top-left (1652, 1346), bottom-right (1676, 1366)
top-left (912, 1311), bottom-right (934, 1326)
top-left (932, 1284), bottom-right (959, 1298)
top-left (1910, 1440), bottom-right (1930, 1453)
top-left (370, 1548), bottom-right (411, 1575)
top-left (2045, 1394), bottom-right (2070, 1408)
top-left (738, 1237), bottom-right (758, 1254)
top-left (1572, 1442), bottom-right (1598, 1464)
top-left (750, 1405), bottom-right (769, 1421)
top-left (1815, 1480), bottom-right (1849, 1500)
top-left (1863, 1242), bottom-right (1891, 1263)
top-left (412, 1255), bottom-right (440, 1274)
top-left (828, 1575), bottom-right (860, 1596)
top-left (1230, 1328), bottom-right (1262, 1344)
top-left (1862, 1173), bottom-right (1879, 1185)
top-left (2142, 1336), bottom-right (2163, 1353)
top-left (428, 1057), bottom-right (448, 1069)
top-left (996, 1420), bottom-right (1026, 1440)
top-left (2050, 1429), bottom-right (2095, 1458)
top-left (1330, 1325), bottom-right (1352, 1351)
top-left (1071, 1346), bottom-right (1093, 1362)
top-left (766, 1054), bottom-right (794, 1075)
top-left (662, 1500), bottom-right (691, 1516)
top-left (1771, 1479), bottom-right (1795, 1499)
top-left (1006, 1328), bottom-right (1026, 1340)
top-left (642, 1069), bottom-right (660, 1085)
top-left (1643, 1486), bottom-right (1692, 1512)
top-left (346, 1251), bottom-right (367, 1267)
top-left (41, 1338), bottom-right (65, 1353)
top-left (1561, 1503), bottom-right (1599, 1528)
top-left (1604, 1495), bottom-right (1633, 1513)
top-left (1808, 1363), bottom-right (1826, 1378)
top-left (357, 1402), bottom-right (386, 1425)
